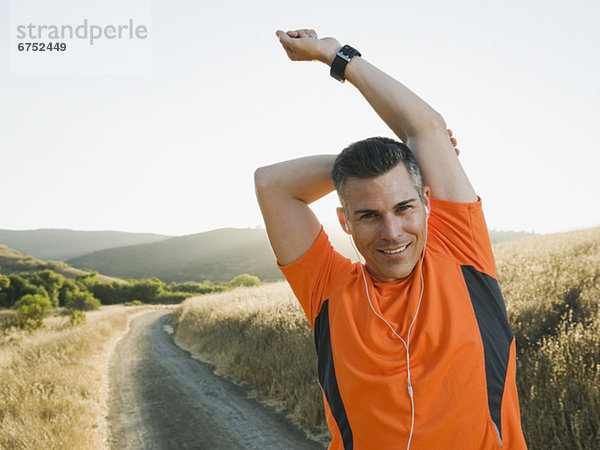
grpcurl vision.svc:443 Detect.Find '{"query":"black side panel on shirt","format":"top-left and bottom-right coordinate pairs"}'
top-left (461, 265), bottom-right (514, 441)
top-left (314, 300), bottom-right (353, 450)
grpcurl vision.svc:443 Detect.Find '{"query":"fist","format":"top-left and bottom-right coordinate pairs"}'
top-left (276, 29), bottom-right (341, 65)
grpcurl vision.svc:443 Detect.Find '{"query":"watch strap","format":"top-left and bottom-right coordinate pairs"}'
top-left (330, 45), bottom-right (361, 83)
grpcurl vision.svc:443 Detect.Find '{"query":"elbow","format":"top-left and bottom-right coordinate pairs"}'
top-left (408, 108), bottom-right (447, 137)
top-left (428, 109), bottom-right (447, 130)
top-left (254, 165), bottom-right (278, 197)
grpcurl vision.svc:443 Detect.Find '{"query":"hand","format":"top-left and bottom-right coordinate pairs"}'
top-left (275, 29), bottom-right (341, 65)
top-left (447, 129), bottom-right (460, 156)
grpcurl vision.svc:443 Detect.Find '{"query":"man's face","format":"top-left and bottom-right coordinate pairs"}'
top-left (338, 163), bottom-right (430, 282)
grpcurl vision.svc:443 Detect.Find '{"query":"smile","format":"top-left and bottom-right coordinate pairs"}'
top-left (379, 244), bottom-right (409, 255)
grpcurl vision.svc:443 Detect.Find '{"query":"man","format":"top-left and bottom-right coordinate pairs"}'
top-left (255, 29), bottom-right (527, 449)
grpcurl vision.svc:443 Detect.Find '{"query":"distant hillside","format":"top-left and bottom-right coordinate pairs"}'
top-left (0, 241), bottom-right (124, 284)
top-left (0, 229), bottom-right (171, 261)
top-left (68, 228), bottom-right (281, 282)
top-left (66, 225), bottom-right (536, 283)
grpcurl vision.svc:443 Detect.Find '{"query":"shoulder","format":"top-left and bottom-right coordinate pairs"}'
top-left (427, 197), bottom-right (496, 277)
top-left (280, 228), bottom-right (354, 282)
top-left (279, 228), bottom-right (355, 325)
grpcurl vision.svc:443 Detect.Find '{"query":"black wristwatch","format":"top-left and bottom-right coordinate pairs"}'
top-left (330, 45), bottom-right (361, 83)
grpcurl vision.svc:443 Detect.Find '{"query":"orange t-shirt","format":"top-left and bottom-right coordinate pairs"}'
top-left (280, 198), bottom-right (527, 449)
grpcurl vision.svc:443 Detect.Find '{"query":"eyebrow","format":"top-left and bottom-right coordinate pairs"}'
top-left (353, 198), bottom-right (418, 216)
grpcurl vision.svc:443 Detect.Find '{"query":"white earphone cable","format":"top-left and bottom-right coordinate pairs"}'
top-left (347, 219), bottom-right (428, 450)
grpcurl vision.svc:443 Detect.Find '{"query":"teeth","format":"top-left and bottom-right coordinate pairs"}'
top-left (382, 245), bottom-right (408, 254)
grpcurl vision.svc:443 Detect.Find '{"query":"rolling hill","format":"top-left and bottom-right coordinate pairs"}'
top-left (0, 229), bottom-right (171, 261)
top-left (68, 228), bottom-right (281, 282)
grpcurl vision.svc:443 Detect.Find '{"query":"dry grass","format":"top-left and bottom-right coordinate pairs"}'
top-left (0, 305), bottom-right (147, 449)
top-left (172, 227), bottom-right (599, 449)
top-left (494, 227), bottom-right (600, 448)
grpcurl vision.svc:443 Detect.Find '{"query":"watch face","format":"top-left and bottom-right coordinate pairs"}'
top-left (340, 51), bottom-right (352, 62)
top-left (338, 45), bottom-right (359, 62)
top-left (338, 46), bottom-right (352, 61)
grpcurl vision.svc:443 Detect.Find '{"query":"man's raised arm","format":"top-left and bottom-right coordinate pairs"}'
top-left (276, 29), bottom-right (477, 203)
top-left (254, 155), bottom-right (335, 266)
top-left (256, 28), bottom-right (475, 266)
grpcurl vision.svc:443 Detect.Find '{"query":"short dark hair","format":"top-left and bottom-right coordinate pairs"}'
top-left (331, 137), bottom-right (424, 206)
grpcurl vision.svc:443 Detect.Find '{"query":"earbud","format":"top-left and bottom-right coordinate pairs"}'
top-left (425, 206), bottom-right (430, 217)
top-left (344, 222), bottom-right (350, 233)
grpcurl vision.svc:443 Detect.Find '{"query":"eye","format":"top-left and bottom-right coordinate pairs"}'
top-left (359, 212), bottom-right (376, 220)
top-left (396, 205), bottom-right (412, 214)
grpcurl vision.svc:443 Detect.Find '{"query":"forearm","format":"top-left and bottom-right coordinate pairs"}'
top-left (254, 155), bottom-right (336, 206)
top-left (313, 38), bottom-right (475, 202)
top-left (313, 40), bottom-right (444, 143)
top-left (344, 57), bottom-right (445, 142)
top-left (254, 155), bottom-right (336, 266)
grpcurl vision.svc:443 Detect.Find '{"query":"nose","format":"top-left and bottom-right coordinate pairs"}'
top-left (379, 213), bottom-right (403, 240)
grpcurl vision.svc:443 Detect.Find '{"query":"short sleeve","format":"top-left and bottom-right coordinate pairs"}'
top-left (427, 197), bottom-right (497, 277)
top-left (279, 228), bottom-right (348, 327)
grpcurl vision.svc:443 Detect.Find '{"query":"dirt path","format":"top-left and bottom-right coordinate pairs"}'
top-left (107, 310), bottom-right (325, 449)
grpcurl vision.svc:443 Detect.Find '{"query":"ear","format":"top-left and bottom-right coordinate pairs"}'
top-left (423, 186), bottom-right (431, 217)
top-left (336, 207), bottom-right (351, 234)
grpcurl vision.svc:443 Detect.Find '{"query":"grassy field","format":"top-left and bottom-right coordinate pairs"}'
top-left (0, 305), bottom-right (151, 449)
top-left (172, 226), bottom-right (600, 449)
top-left (494, 227), bottom-right (599, 447)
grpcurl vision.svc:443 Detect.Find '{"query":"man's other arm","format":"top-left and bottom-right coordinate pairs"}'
top-left (277, 29), bottom-right (477, 203)
top-left (254, 155), bottom-right (335, 266)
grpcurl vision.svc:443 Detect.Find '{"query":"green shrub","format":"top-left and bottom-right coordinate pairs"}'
top-left (229, 274), bottom-right (261, 288)
top-left (91, 281), bottom-right (124, 305)
top-left (127, 278), bottom-right (165, 303)
top-left (0, 274), bottom-right (10, 308)
top-left (25, 270), bottom-right (65, 307)
top-left (0, 274), bottom-right (9, 290)
top-left (124, 300), bottom-right (143, 306)
top-left (166, 280), bottom-right (224, 294)
top-left (12, 294), bottom-right (53, 329)
top-left (58, 278), bottom-right (79, 307)
top-left (67, 309), bottom-right (86, 326)
top-left (64, 291), bottom-right (101, 311)
top-left (0, 271), bottom-right (65, 308)
top-left (5, 274), bottom-right (49, 308)
top-left (75, 271), bottom-right (98, 287)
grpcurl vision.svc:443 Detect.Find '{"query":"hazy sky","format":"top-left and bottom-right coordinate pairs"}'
top-left (2, 0), bottom-right (598, 236)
